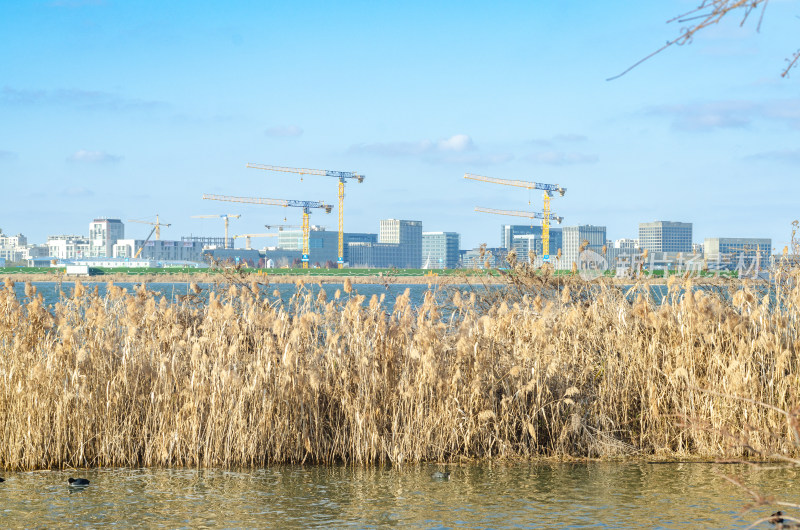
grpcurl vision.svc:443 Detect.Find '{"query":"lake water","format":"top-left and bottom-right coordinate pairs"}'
top-left (0, 463), bottom-right (795, 528)
top-left (12, 280), bottom-right (750, 311)
top-left (10, 281), bottom-right (447, 310)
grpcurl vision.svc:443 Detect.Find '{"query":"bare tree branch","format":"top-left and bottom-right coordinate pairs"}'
top-left (608, 0), bottom-right (799, 80)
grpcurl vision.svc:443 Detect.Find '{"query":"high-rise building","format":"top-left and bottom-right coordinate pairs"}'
top-left (422, 232), bottom-right (460, 269)
top-left (561, 225), bottom-right (607, 270)
top-left (639, 221), bottom-right (692, 253)
top-left (379, 219), bottom-right (422, 267)
top-left (348, 219), bottom-right (422, 268)
top-left (89, 218), bottom-right (124, 257)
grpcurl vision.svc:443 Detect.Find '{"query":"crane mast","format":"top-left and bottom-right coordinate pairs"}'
top-left (246, 163), bottom-right (364, 269)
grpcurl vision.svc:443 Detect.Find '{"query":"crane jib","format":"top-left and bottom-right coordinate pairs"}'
top-left (324, 170), bottom-right (358, 179)
top-left (285, 199), bottom-right (327, 209)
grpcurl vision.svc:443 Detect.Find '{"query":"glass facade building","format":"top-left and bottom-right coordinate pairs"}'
top-left (638, 221), bottom-right (692, 253)
top-left (422, 232), bottom-right (460, 269)
top-left (561, 225), bottom-right (607, 270)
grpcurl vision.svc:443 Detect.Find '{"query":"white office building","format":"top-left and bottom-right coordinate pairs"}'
top-left (89, 218), bottom-right (124, 257)
top-left (48, 235), bottom-right (92, 260)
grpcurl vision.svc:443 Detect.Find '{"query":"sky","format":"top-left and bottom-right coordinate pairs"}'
top-left (1, 0), bottom-right (798, 250)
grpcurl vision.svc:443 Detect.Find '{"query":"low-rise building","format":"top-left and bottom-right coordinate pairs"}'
top-left (0, 230), bottom-right (29, 262)
top-left (48, 235), bottom-right (91, 260)
top-left (277, 227), bottom-right (378, 266)
top-left (460, 247), bottom-right (508, 269)
top-left (704, 237), bottom-right (772, 270)
top-left (113, 239), bottom-right (205, 262)
top-left (205, 248), bottom-right (262, 267)
top-left (182, 235), bottom-right (234, 249)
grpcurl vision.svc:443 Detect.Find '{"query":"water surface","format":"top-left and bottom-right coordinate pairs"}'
top-left (0, 463), bottom-right (795, 528)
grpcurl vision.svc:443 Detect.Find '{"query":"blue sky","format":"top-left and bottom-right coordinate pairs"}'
top-left (1, 1), bottom-right (798, 250)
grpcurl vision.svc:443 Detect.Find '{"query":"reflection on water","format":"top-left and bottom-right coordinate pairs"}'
top-left (0, 463), bottom-right (796, 528)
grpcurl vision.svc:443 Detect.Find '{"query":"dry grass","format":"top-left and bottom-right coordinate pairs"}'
top-left (1, 262), bottom-right (799, 470)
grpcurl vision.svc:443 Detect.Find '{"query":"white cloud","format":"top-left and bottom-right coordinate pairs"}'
top-left (526, 151), bottom-right (598, 165)
top-left (67, 150), bottom-right (123, 164)
top-left (437, 134), bottom-right (474, 152)
top-left (264, 125), bottom-right (304, 137)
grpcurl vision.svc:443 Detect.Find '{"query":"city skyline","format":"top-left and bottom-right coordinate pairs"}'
top-left (1, 2), bottom-right (798, 248)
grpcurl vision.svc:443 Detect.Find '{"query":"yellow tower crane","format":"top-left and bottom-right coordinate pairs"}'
top-left (474, 207), bottom-right (564, 264)
top-left (465, 173), bottom-right (566, 262)
top-left (190, 213), bottom-right (240, 249)
top-left (245, 163), bottom-right (365, 269)
top-left (232, 233), bottom-right (278, 250)
top-left (202, 194), bottom-right (332, 269)
top-left (128, 215), bottom-right (171, 241)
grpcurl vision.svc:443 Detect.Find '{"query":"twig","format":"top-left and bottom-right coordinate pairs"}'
top-left (607, 0), bottom-right (796, 81)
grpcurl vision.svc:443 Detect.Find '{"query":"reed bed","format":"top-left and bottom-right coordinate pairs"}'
top-left (0, 266), bottom-right (799, 471)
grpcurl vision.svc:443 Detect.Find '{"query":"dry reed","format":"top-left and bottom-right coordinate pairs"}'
top-left (1, 263), bottom-right (799, 470)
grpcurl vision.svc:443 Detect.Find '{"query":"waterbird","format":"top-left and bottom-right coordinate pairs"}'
top-left (431, 471), bottom-right (450, 480)
top-left (769, 511), bottom-right (784, 525)
top-left (68, 478), bottom-right (90, 486)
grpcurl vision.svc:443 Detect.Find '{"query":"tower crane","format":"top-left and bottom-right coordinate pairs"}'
top-left (246, 163), bottom-right (365, 269)
top-left (128, 215), bottom-right (171, 240)
top-left (190, 214), bottom-right (240, 249)
top-left (232, 233), bottom-right (278, 250)
top-left (202, 194), bottom-right (332, 269)
top-left (465, 173), bottom-right (566, 262)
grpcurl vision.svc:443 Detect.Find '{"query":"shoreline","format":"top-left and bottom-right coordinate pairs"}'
top-left (2, 271), bottom-right (744, 286)
top-left (2, 272), bottom-right (479, 285)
